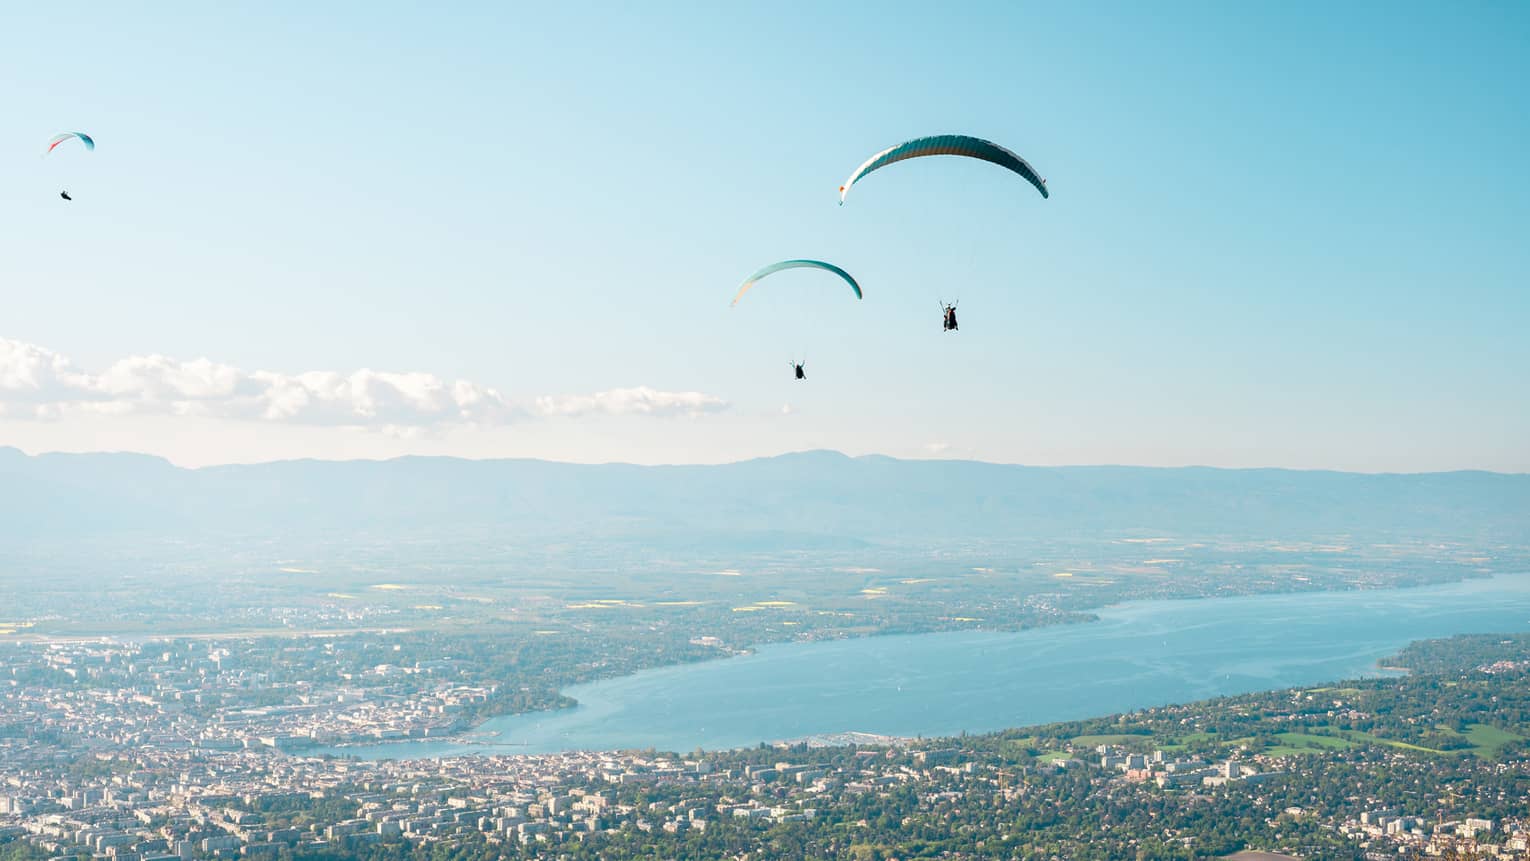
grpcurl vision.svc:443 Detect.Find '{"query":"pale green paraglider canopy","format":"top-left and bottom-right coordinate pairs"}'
top-left (838, 134), bottom-right (1047, 204)
top-left (730, 259), bottom-right (863, 307)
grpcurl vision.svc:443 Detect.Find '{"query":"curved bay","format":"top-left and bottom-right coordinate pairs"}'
top-left (327, 574), bottom-right (1530, 759)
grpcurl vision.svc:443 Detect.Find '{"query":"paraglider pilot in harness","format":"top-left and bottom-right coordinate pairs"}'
top-left (942, 300), bottom-right (958, 332)
top-left (791, 360), bottom-right (807, 380)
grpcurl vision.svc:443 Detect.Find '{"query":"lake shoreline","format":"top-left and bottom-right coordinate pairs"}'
top-left (317, 572), bottom-right (1530, 759)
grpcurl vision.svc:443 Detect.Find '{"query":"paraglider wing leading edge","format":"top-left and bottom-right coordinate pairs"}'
top-left (46, 132), bottom-right (95, 154)
top-left (730, 259), bottom-right (864, 306)
top-left (838, 134), bottom-right (1047, 203)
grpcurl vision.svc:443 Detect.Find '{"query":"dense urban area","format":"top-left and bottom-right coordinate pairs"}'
top-left (3, 619), bottom-right (1529, 860)
top-left (4, 510), bottom-right (1528, 860)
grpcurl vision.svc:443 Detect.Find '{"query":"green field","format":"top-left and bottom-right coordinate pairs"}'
top-left (1327, 730), bottom-right (1445, 754)
top-left (1157, 731), bottom-right (1218, 751)
top-left (1463, 723), bottom-right (1523, 755)
top-left (1259, 732), bottom-right (1358, 756)
top-left (1050, 721), bottom-right (1525, 762)
top-left (1069, 733), bottom-right (1155, 748)
top-left (1312, 723), bottom-right (1527, 758)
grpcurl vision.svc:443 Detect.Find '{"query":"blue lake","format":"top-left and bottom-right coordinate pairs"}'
top-left (328, 574), bottom-right (1530, 758)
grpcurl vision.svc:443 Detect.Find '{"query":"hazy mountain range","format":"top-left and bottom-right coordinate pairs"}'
top-left (3, 447), bottom-right (1527, 545)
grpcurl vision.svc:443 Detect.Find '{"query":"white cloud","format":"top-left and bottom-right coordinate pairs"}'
top-left (0, 338), bottom-right (95, 403)
top-left (0, 338), bottom-right (725, 430)
top-left (533, 386), bottom-right (727, 419)
top-left (923, 441), bottom-right (952, 455)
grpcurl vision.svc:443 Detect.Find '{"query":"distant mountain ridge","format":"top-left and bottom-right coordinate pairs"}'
top-left (1, 446), bottom-right (1527, 543)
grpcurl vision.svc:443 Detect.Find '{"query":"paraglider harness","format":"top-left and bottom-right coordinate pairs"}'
top-left (941, 300), bottom-right (959, 332)
top-left (791, 359), bottom-right (807, 380)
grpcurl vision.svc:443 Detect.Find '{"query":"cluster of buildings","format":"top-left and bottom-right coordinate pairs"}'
top-left (0, 639), bottom-right (497, 757)
top-left (1342, 809), bottom-right (1529, 858)
top-left (1090, 744), bottom-right (1278, 789)
top-left (1, 634), bottom-right (972, 858)
top-left (0, 742), bottom-right (965, 856)
top-left (0, 632), bottom-right (962, 854)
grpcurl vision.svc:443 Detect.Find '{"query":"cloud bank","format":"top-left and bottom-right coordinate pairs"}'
top-left (534, 387), bottom-right (726, 419)
top-left (0, 338), bottom-right (726, 429)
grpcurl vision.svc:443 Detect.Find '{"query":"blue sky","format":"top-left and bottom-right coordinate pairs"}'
top-left (1, 1), bottom-right (1526, 470)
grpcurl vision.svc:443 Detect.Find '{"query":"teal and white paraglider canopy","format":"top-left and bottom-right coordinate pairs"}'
top-left (730, 259), bottom-right (863, 307)
top-left (838, 134), bottom-right (1047, 204)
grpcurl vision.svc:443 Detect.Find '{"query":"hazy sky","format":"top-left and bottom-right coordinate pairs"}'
top-left (2, 2), bottom-right (1527, 471)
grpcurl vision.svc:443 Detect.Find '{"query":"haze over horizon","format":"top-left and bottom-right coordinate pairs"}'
top-left (1, 443), bottom-right (1527, 477)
